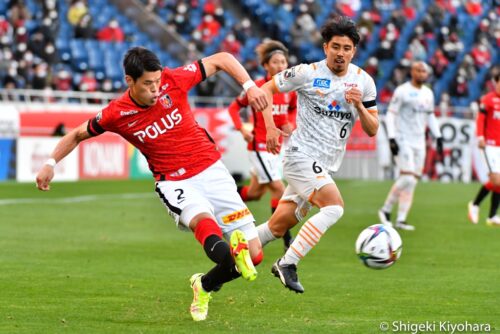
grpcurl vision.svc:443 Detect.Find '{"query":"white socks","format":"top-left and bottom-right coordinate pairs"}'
top-left (256, 221), bottom-right (277, 247)
top-left (382, 175), bottom-right (418, 222)
top-left (281, 205), bottom-right (344, 265)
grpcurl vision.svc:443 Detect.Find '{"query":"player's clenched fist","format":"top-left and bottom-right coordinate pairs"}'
top-left (36, 165), bottom-right (54, 191)
top-left (247, 86), bottom-right (268, 111)
top-left (266, 126), bottom-right (286, 154)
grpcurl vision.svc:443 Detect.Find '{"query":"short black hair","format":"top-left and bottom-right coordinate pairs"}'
top-left (320, 15), bottom-right (360, 46)
top-left (123, 47), bottom-right (162, 81)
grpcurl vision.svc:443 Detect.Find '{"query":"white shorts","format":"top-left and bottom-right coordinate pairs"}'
top-left (483, 145), bottom-right (500, 174)
top-left (396, 144), bottom-right (426, 176)
top-left (248, 150), bottom-right (282, 184)
top-left (281, 151), bottom-right (335, 204)
top-left (155, 160), bottom-right (257, 240)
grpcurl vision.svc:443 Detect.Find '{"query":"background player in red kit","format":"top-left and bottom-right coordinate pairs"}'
top-left (228, 40), bottom-right (297, 251)
top-left (468, 72), bottom-right (500, 226)
top-left (35, 47), bottom-right (268, 321)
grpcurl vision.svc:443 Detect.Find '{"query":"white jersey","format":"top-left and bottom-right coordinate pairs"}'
top-left (386, 81), bottom-right (436, 148)
top-left (273, 60), bottom-right (377, 172)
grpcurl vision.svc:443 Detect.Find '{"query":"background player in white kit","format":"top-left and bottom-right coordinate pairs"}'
top-left (258, 16), bottom-right (379, 293)
top-left (378, 61), bottom-right (444, 231)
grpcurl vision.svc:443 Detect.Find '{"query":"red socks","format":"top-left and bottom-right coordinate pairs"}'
top-left (194, 218), bottom-right (222, 245)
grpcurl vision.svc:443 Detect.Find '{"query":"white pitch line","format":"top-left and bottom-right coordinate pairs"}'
top-left (0, 193), bottom-right (154, 205)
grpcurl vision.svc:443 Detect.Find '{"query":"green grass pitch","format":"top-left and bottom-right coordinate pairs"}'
top-left (0, 179), bottom-right (499, 333)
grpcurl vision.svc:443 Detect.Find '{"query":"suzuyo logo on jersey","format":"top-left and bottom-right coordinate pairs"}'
top-left (313, 99), bottom-right (352, 120)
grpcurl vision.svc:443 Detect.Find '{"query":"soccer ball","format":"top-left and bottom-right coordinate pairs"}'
top-left (355, 224), bottom-right (402, 269)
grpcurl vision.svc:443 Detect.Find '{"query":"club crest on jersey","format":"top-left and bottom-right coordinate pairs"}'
top-left (328, 100), bottom-right (341, 111)
top-left (159, 94), bottom-right (173, 109)
top-left (313, 78), bottom-right (331, 88)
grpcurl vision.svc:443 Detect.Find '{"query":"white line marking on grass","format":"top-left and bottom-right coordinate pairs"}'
top-left (0, 193), bottom-right (154, 205)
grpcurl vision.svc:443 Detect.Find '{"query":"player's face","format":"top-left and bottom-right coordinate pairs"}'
top-left (126, 70), bottom-right (162, 106)
top-left (324, 35), bottom-right (356, 75)
top-left (263, 53), bottom-right (288, 77)
top-left (411, 63), bottom-right (429, 85)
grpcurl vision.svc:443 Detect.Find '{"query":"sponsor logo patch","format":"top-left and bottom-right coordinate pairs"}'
top-left (120, 110), bottom-right (139, 116)
top-left (183, 64), bottom-right (197, 72)
top-left (222, 208), bottom-right (251, 224)
top-left (313, 78), bottom-right (331, 88)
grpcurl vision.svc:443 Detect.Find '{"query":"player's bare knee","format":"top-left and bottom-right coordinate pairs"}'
top-left (491, 174), bottom-right (500, 187)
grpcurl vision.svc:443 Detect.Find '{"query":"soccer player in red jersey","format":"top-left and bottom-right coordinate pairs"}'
top-left (35, 47), bottom-right (269, 321)
top-left (468, 72), bottom-right (500, 226)
top-left (228, 40), bottom-right (297, 251)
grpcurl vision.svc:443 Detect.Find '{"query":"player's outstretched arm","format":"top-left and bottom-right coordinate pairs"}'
top-left (201, 52), bottom-right (268, 111)
top-left (36, 121), bottom-right (92, 191)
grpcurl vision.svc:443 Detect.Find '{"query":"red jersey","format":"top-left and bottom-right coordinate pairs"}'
top-left (228, 76), bottom-right (297, 151)
top-left (87, 60), bottom-right (221, 181)
top-left (477, 91), bottom-right (500, 146)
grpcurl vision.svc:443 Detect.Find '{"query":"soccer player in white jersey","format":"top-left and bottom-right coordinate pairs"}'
top-left (258, 16), bottom-right (379, 293)
top-left (378, 61), bottom-right (444, 231)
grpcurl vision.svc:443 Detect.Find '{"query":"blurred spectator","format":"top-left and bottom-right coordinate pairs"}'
top-left (470, 42), bottom-right (492, 68)
top-left (31, 61), bottom-right (50, 90)
top-left (376, 40), bottom-right (394, 60)
top-left (437, 93), bottom-right (454, 116)
top-left (0, 15), bottom-right (13, 39)
top-left (67, 0), bottom-right (88, 26)
top-left (190, 30), bottom-right (205, 52)
top-left (101, 78), bottom-right (114, 93)
top-left (79, 70), bottom-right (98, 92)
top-left (374, 0), bottom-right (396, 11)
top-left (52, 69), bottom-right (72, 91)
top-left (220, 33), bottom-right (241, 60)
top-left (408, 38), bottom-right (427, 61)
top-left (336, 0), bottom-right (361, 18)
top-left (234, 18), bottom-right (252, 45)
top-left (450, 76), bottom-right (469, 97)
top-left (379, 23), bottom-right (399, 42)
top-left (357, 11), bottom-right (375, 33)
top-left (3, 63), bottom-right (25, 88)
top-left (291, 6), bottom-right (321, 49)
top-left (168, 3), bottom-right (192, 35)
top-left (8, 0), bottom-right (31, 27)
top-left (303, 0), bottom-right (321, 19)
top-left (196, 14), bottom-right (220, 44)
top-left (442, 32), bottom-right (463, 61)
top-left (379, 82), bottom-right (395, 104)
top-left (427, 3), bottom-right (445, 25)
top-left (213, 6), bottom-right (225, 27)
top-left (459, 55), bottom-right (477, 80)
top-left (430, 48), bottom-right (449, 78)
top-left (74, 14), bottom-right (94, 39)
top-left (465, 0), bottom-right (482, 16)
top-left (96, 19), bottom-right (125, 42)
top-left (364, 57), bottom-right (378, 77)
